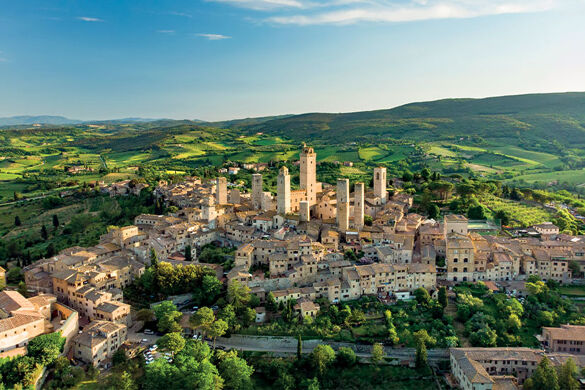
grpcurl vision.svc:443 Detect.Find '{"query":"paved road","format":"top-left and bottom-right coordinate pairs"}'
top-left (127, 331), bottom-right (449, 362)
top-left (214, 335), bottom-right (449, 361)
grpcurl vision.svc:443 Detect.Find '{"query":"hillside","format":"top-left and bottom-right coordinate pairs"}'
top-left (2, 92), bottom-right (585, 203)
top-left (236, 92), bottom-right (585, 147)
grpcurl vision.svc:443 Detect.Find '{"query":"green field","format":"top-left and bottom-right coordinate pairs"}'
top-left (509, 169), bottom-right (585, 185)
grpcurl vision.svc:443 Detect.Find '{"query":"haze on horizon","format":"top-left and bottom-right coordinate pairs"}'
top-left (1, 0), bottom-right (585, 122)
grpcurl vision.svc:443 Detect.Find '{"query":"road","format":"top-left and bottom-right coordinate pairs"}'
top-left (213, 335), bottom-right (449, 361)
top-left (127, 329), bottom-right (449, 362)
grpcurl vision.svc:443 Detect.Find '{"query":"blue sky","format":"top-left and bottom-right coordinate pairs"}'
top-left (1, 0), bottom-right (584, 121)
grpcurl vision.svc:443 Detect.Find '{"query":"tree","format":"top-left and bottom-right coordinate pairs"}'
top-left (414, 287), bottom-right (431, 306)
top-left (427, 204), bottom-right (440, 219)
top-left (266, 292), bottom-right (277, 312)
top-left (190, 307), bottom-right (215, 336)
top-left (158, 332), bottom-right (186, 355)
top-left (154, 301), bottom-right (183, 333)
top-left (364, 215), bottom-right (373, 226)
top-left (371, 343), bottom-right (385, 365)
top-left (558, 358), bottom-right (579, 390)
top-left (438, 287), bottom-right (448, 308)
top-left (41, 225), bottom-right (48, 240)
top-left (150, 248), bottom-right (159, 269)
top-left (336, 347), bottom-right (356, 367)
top-left (568, 261), bottom-right (581, 278)
top-left (112, 348), bottom-right (128, 367)
top-left (227, 280), bottom-right (251, 309)
top-left (507, 314), bottom-right (522, 332)
top-left (467, 205), bottom-right (487, 220)
top-left (46, 242), bottom-right (56, 258)
top-left (27, 333), bottom-right (65, 365)
top-left (201, 275), bottom-right (222, 305)
top-left (525, 357), bottom-right (559, 390)
top-left (297, 334), bottom-right (302, 361)
top-left (136, 308), bottom-right (155, 323)
top-left (311, 344), bottom-right (335, 376)
top-left (470, 327), bottom-right (497, 347)
top-left (218, 351), bottom-right (254, 390)
top-left (14, 216), bottom-right (21, 227)
top-left (17, 281), bottom-right (27, 297)
top-left (208, 319), bottom-right (228, 348)
top-left (6, 267), bottom-right (23, 284)
top-left (105, 371), bottom-right (137, 390)
top-left (414, 330), bottom-right (434, 368)
top-left (52, 215), bottom-right (59, 229)
top-left (494, 209), bottom-right (510, 225)
top-left (185, 245), bottom-right (193, 262)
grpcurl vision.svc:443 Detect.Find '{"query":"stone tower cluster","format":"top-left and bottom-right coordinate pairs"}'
top-left (216, 176), bottom-right (227, 205)
top-left (337, 179), bottom-right (349, 231)
top-left (374, 167), bottom-right (387, 204)
top-left (354, 182), bottom-right (364, 230)
top-left (300, 143), bottom-right (317, 206)
top-left (277, 166), bottom-right (291, 215)
top-left (252, 173), bottom-right (263, 210)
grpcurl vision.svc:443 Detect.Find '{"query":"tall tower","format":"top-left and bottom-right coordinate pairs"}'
top-left (216, 176), bottom-right (227, 205)
top-left (300, 143), bottom-right (317, 206)
top-left (229, 188), bottom-right (241, 204)
top-left (252, 174), bottom-right (263, 210)
top-left (374, 167), bottom-right (387, 204)
top-left (277, 166), bottom-right (291, 215)
top-left (337, 179), bottom-right (349, 232)
top-left (299, 201), bottom-right (310, 222)
top-left (354, 182), bottom-right (364, 230)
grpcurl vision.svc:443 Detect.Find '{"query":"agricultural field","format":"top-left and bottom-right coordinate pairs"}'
top-left (508, 168), bottom-right (585, 186)
top-left (478, 194), bottom-right (554, 227)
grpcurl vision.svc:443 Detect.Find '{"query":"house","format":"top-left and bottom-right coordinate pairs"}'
top-left (540, 324), bottom-right (585, 354)
top-left (73, 321), bottom-right (127, 366)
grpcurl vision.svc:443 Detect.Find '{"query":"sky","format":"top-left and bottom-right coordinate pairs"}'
top-left (1, 0), bottom-right (584, 121)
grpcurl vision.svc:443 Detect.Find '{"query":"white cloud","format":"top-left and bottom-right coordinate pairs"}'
top-left (207, 0), bottom-right (306, 10)
top-left (77, 16), bottom-right (104, 22)
top-left (208, 0), bottom-right (563, 25)
top-left (196, 33), bottom-right (232, 40)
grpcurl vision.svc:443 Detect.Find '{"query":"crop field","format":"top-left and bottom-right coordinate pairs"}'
top-left (508, 168), bottom-right (585, 186)
top-left (479, 194), bottom-right (554, 227)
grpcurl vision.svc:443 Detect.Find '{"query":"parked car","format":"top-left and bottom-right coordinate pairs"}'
top-left (144, 329), bottom-right (154, 335)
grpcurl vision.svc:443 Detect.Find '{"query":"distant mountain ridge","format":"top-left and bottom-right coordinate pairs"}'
top-left (230, 92), bottom-right (585, 147)
top-left (0, 116), bottom-right (182, 127)
top-left (0, 115), bottom-right (80, 126)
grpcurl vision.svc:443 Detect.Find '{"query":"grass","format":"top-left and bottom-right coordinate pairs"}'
top-left (509, 168), bottom-right (585, 185)
top-left (558, 285), bottom-right (585, 297)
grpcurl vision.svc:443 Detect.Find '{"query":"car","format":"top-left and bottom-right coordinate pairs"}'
top-left (211, 305), bottom-right (219, 311)
top-left (192, 306), bottom-right (199, 311)
top-left (144, 329), bottom-right (154, 335)
top-left (141, 338), bottom-right (148, 343)
top-left (192, 334), bottom-right (201, 340)
top-left (215, 345), bottom-right (225, 350)
top-left (149, 344), bottom-right (158, 351)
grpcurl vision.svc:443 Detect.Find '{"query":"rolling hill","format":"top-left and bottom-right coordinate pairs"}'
top-left (233, 92), bottom-right (585, 147)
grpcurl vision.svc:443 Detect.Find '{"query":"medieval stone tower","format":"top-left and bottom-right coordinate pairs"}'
top-left (354, 182), bottom-right (364, 230)
top-left (252, 173), bottom-right (263, 210)
top-left (337, 178), bottom-right (349, 231)
top-left (277, 166), bottom-right (291, 215)
top-left (216, 176), bottom-right (227, 205)
top-left (374, 167), bottom-right (387, 204)
top-left (299, 201), bottom-right (310, 222)
top-left (300, 143), bottom-right (317, 206)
